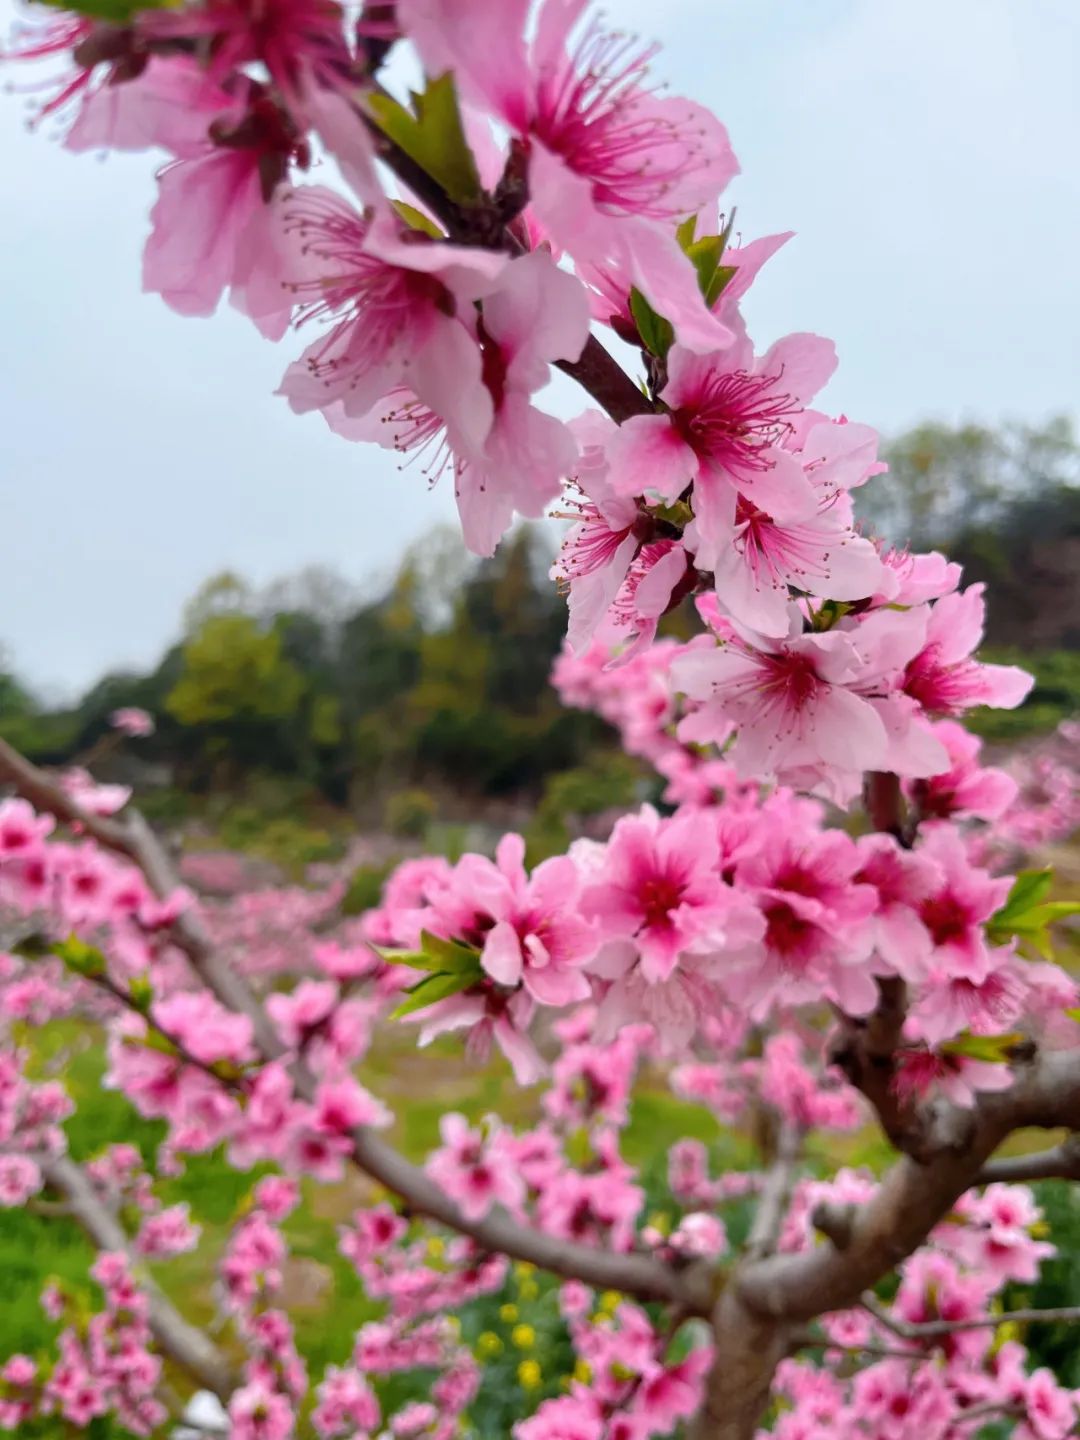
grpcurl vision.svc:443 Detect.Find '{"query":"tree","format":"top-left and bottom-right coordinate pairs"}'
top-left (3, 5), bottom-right (1080, 1440)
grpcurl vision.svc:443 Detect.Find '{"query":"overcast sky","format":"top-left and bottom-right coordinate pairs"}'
top-left (2, 0), bottom-right (1078, 698)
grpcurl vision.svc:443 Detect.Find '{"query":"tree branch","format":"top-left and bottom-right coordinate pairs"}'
top-left (975, 1135), bottom-right (1080, 1185)
top-left (0, 741), bottom-right (711, 1313)
top-left (738, 1046), bottom-right (1080, 1325)
top-left (862, 1291), bottom-right (1080, 1340)
top-left (744, 1123), bottom-right (802, 1260)
top-left (39, 1155), bottom-right (237, 1400)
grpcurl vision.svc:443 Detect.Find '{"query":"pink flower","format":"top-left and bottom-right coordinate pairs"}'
top-left (110, 707), bottom-right (155, 737)
top-left (0, 1154), bottom-right (43, 1206)
top-left (911, 825), bottom-right (1012, 983)
top-left (1019, 1368), bottom-right (1078, 1440)
top-left (311, 1075), bottom-right (391, 1134)
top-left (731, 827), bottom-right (879, 1016)
top-left (228, 1380), bottom-right (294, 1440)
top-left (332, 250), bottom-right (588, 556)
top-left (474, 835), bottom-right (598, 1006)
top-left (902, 585), bottom-right (1033, 716)
top-left (673, 608), bottom-right (891, 784)
top-left (400, 0), bottom-right (738, 353)
top-left (0, 798), bottom-right (54, 857)
top-left (278, 189), bottom-right (504, 424)
top-left (581, 806), bottom-right (734, 983)
top-left (138, 0), bottom-right (353, 115)
top-left (426, 1113), bottom-right (525, 1221)
top-left (705, 420), bottom-right (889, 637)
top-left (905, 720), bottom-right (1018, 821)
top-left (891, 1048), bottom-right (1014, 1109)
top-left (607, 334), bottom-right (835, 564)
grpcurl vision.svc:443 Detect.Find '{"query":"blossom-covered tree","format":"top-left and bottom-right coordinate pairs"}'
top-left (3, 3), bottom-right (1080, 1437)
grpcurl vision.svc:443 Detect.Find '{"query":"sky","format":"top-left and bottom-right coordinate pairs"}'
top-left (1, 0), bottom-right (1078, 698)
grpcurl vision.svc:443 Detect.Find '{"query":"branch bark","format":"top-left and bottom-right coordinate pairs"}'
top-left (975, 1135), bottom-right (1080, 1185)
top-left (39, 1155), bottom-right (237, 1400)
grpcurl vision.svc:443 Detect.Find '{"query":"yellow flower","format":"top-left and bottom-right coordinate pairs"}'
top-left (425, 1236), bottom-right (445, 1259)
top-left (477, 1332), bottom-right (503, 1359)
top-left (514, 1262), bottom-right (536, 1280)
top-left (519, 1279), bottom-right (540, 1302)
top-left (599, 1290), bottom-right (621, 1314)
top-left (499, 1303), bottom-right (519, 1323)
top-left (518, 1360), bottom-right (542, 1390)
top-left (511, 1324), bottom-right (536, 1350)
top-left (573, 1359), bottom-right (592, 1384)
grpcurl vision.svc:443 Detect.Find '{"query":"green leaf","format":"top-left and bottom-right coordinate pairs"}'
top-left (675, 215), bottom-right (698, 250)
top-left (367, 73), bottom-right (482, 206)
top-left (40, 0), bottom-right (171, 19)
top-left (993, 869), bottom-right (1054, 925)
top-left (941, 1031), bottom-right (1024, 1063)
top-left (420, 930), bottom-right (483, 973)
top-left (390, 201), bottom-right (446, 240)
top-left (987, 868), bottom-right (1080, 956)
top-left (390, 968), bottom-right (479, 1021)
top-left (704, 264), bottom-right (737, 309)
top-left (52, 934), bottom-right (106, 978)
top-left (629, 288), bottom-right (674, 359)
top-left (127, 974), bottom-right (154, 1014)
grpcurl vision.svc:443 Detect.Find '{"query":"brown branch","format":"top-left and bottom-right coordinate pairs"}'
top-left (39, 1155), bottom-right (237, 1400)
top-left (737, 1046), bottom-right (1080, 1326)
top-left (0, 741), bottom-right (710, 1313)
top-left (975, 1135), bottom-right (1080, 1185)
top-left (862, 1291), bottom-right (1080, 1340)
top-left (743, 1123), bottom-right (803, 1260)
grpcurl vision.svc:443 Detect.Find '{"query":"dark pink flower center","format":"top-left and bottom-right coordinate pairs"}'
top-left (639, 873), bottom-right (685, 929)
top-left (676, 370), bottom-right (796, 473)
top-left (533, 24), bottom-right (698, 219)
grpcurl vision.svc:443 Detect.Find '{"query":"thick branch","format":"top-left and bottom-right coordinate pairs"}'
top-left (1, 742), bottom-right (708, 1311)
top-left (39, 1155), bottom-right (236, 1400)
top-left (738, 1047), bottom-right (1080, 1325)
top-left (975, 1135), bottom-right (1080, 1185)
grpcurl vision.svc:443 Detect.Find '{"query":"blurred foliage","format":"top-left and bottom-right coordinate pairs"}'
top-left (384, 787), bottom-right (438, 839)
top-left (341, 861), bottom-right (397, 917)
top-left (0, 527), bottom-right (607, 823)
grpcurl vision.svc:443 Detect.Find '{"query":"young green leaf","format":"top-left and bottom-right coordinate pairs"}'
top-left (367, 74), bottom-right (482, 207)
top-left (420, 929), bottom-right (483, 973)
top-left (629, 288), bottom-right (674, 360)
top-left (390, 969), bottom-right (480, 1021)
top-left (941, 1031), bottom-right (1024, 1064)
top-left (52, 934), bottom-right (107, 978)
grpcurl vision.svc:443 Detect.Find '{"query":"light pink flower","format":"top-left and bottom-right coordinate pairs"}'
top-left (902, 585), bottom-right (1033, 716)
top-left (608, 334), bottom-right (835, 563)
top-left (400, 0), bottom-right (738, 353)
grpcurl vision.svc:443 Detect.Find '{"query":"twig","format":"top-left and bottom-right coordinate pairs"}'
top-left (744, 1123), bottom-right (803, 1260)
top-left (861, 1291), bottom-right (1080, 1340)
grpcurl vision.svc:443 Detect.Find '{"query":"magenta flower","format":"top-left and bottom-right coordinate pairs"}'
top-left (581, 806), bottom-right (732, 983)
top-left (426, 1113), bottom-right (525, 1222)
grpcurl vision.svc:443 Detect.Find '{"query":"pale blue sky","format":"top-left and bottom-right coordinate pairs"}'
top-left (1, 0), bottom-right (1078, 696)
